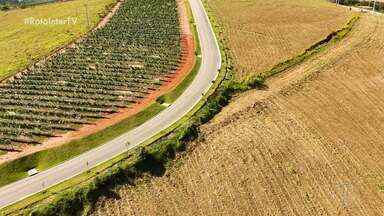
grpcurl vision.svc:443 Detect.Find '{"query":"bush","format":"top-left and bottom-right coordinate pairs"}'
top-left (156, 95), bottom-right (166, 104)
top-left (177, 123), bottom-right (199, 142)
top-left (0, 3), bottom-right (10, 10)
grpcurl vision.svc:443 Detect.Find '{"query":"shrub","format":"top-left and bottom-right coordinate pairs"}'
top-left (0, 3), bottom-right (10, 10)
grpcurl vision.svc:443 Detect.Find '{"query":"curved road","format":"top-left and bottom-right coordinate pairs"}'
top-left (0, 0), bottom-right (221, 209)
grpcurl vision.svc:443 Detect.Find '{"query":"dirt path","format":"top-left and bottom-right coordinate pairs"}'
top-left (95, 0), bottom-right (123, 30)
top-left (0, 0), bottom-right (195, 163)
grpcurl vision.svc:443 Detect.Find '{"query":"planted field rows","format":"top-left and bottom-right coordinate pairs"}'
top-left (0, 0), bottom-right (182, 150)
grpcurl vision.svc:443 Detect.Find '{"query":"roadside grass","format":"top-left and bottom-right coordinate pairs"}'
top-left (0, 102), bottom-right (165, 187)
top-left (0, 0), bottom-right (201, 191)
top-left (157, 8), bottom-right (202, 105)
top-left (158, 56), bottom-right (201, 104)
top-left (338, 1), bottom-right (384, 12)
top-left (0, 0), bottom-right (116, 79)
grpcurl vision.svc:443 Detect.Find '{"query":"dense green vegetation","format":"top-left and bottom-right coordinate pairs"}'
top-left (0, 0), bottom-right (181, 150)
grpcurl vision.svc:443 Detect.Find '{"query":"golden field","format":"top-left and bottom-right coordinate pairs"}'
top-left (207, 0), bottom-right (352, 80)
top-left (92, 2), bottom-right (384, 216)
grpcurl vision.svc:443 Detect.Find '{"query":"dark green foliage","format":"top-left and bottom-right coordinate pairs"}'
top-left (177, 123), bottom-right (199, 142)
top-left (245, 75), bottom-right (265, 89)
top-left (0, 3), bottom-right (10, 10)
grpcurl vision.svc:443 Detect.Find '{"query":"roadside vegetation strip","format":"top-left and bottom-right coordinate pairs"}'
top-left (0, 103), bottom-right (165, 188)
top-left (1, 2), bottom-right (360, 216)
top-left (0, 0), bottom-right (117, 79)
top-left (335, 0), bottom-right (384, 12)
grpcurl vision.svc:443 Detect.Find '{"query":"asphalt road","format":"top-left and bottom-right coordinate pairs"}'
top-left (0, 0), bottom-right (221, 209)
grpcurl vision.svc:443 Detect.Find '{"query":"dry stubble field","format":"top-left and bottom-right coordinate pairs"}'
top-left (92, 1), bottom-right (384, 216)
top-left (207, 0), bottom-right (352, 80)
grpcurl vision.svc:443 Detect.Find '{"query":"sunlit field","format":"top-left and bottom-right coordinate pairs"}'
top-left (0, 0), bottom-right (116, 78)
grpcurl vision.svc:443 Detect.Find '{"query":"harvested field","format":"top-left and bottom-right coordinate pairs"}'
top-left (92, 13), bottom-right (384, 216)
top-left (206, 0), bottom-right (353, 80)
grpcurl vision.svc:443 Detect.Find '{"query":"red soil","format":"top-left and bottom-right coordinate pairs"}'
top-left (0, 0), bottom-right (195, 163)
top-left (95, 1), bottom-right (123, 30)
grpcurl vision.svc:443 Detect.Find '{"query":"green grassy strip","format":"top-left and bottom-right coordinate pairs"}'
top-left (156, 20), bottom-right (202, 104)
top-left (0, 102), bottom-right (165, 187)
top-left (1, 4), bottom-right (359, 216)
top-left (157, 57), bottom-right (201, 104)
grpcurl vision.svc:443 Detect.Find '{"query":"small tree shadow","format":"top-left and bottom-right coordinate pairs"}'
top-left (103, 189), bottom-right (121, 200)
top-left (256, 83), bottom-right (269, 91)
top-left (135, 154), bottom-right (167, 177)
